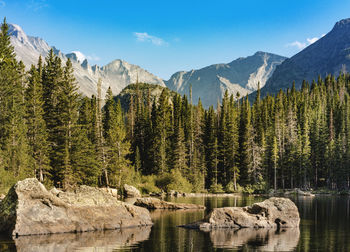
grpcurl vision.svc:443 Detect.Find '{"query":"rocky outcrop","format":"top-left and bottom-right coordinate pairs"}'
top-left (181, 197), bottom-right (299, 229)
top-left (123, 184), bottom-right (141, 198)
top-left (100, 187), bottom-right (119, 198)
top-left (135, 197), bottom-right (205, 209)
top-left (0, 178), bottom-right (152, 236)
top-left (0, 194), bottom-right (5, 201)
top-left (14, 226), bottom-right (152, 252)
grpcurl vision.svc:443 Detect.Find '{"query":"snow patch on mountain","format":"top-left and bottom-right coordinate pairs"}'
top-left (71, 51), bottom-right (86, 63)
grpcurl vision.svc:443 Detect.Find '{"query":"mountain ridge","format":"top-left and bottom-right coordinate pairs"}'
top-left (165, 51), bottom-right (286, 107)
top-left (8, 23), bottom-right (166, 99)
top-left (259, 18), bottom-right (350, 97)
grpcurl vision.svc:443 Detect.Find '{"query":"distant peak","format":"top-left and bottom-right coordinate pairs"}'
top-left (254, 51), bottom-right (267, 55)
top-left (71, 51), bottom-right (86, 63)
top-left (8, 23), bottom-right (24, 33)
top-left (81, 59), bottom-right (89, 69)
top-left (8, 23), bottom-right (28, 42)
top-left (333, 18), bottom-right (350, 30)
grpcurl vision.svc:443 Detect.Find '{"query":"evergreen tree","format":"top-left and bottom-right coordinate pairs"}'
top-left (25, 59), bottom-right (51, 182)
top-left (0, 18), bottom-right (31, 181)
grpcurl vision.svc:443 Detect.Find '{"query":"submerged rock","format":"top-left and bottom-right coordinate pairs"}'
top-left (181, 197), bottom-right (299, 229)
top-left (123, 184), bottom-right (141, 198)
top-left (135, 197), bottom-right (205, 209)
top-left (0, 178), bottom-right (152, 236)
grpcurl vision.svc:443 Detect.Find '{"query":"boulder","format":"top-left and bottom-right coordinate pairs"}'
top-left (100, 187), bottom-right (118, 198)
top-left (181, 197), bottom-right (299, 229)
top-left (167, 190), bottom-right (183, 197)
top-left (296, 189), bottom-right (315, 197)
top-left (0, 178), bottom-right (152, 236)
top-left (123, 184), bottom-right (141, 198)
top-left (135, 197), bottom-right (205, 209)
top-left (49, 187), bottom-right (62, 196)
top-left (0, 194), bottom-right (5, 201)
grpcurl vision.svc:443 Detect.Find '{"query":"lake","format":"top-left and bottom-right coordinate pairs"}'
top-left (1, 195), bottom-right (350, 251)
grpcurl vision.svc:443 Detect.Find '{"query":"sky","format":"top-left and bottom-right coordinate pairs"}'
top-left (1, 0), bottom-right (350, 79)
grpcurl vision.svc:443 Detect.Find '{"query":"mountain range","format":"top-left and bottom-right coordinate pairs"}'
top-left (165, 52), bottom-right (286, 106)
top-left (8, 18), bottom-right (350, 107)
top-left (8, 23), bottom-right (286, 107)
top-left (8, 24), bottom-right (165, 99)
top-left (259, 18), bottom-right (350, 97)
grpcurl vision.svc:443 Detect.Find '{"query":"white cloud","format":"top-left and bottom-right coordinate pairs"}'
top-left (306, 37), bottom-right (319, 44)
top-left (86, 54), bottom-right (100, 61)
top-left (0, 1), bottom-right (5, 8)
top-left (134, 32), bottom-right (168, 46)
top-left (287, 41), bottom-right (306, 50)
top-left (286, 34), bottom-right (326, 50)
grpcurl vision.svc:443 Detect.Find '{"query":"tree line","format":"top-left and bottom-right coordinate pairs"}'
top-left (1, 18), bottom-right (350, 193)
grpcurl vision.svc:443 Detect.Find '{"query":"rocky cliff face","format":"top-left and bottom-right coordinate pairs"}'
top-left (8, 24), bottom-right (165, 99)
top-left (261, 18), bottom-right (350, 96)
top-left (165, 52), bottom-right (286, 108)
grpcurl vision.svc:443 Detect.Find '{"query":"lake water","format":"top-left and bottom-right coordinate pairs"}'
top-left (1, 195), bottom-right (350, 251)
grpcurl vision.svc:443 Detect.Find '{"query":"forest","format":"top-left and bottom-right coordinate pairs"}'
top-left (1, 19), bottom-right (350, 194)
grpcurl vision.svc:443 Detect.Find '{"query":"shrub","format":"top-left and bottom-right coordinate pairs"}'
top-left (242, 180), bottom-right (267, 194)
top-left (155, 169), bottom-right (193, 193)
top-left (139, 175), bottom-right (161, 194)
top-left (209, 183), bottom-right (224, 193)
top-left (224, 181), bottom-right (235, 193)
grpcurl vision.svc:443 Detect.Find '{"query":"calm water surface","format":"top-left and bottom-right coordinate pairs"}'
top-left (1, 195), bottom-right (350, 251)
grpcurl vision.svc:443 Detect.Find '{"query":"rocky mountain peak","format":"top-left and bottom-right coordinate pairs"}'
top-left (333, 18), bottom-right (350, 30)
top-left (8, 23), bottom-right (29, 44)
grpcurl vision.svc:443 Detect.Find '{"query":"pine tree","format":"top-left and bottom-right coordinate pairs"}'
top-left (103, 89), bottom-right (132, 188)
top-left (0, 18), bottom-right (32, 182)
top-left (25, 59), bottom-right (51, 182)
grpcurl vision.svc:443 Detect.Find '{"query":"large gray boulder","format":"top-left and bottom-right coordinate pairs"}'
top-left (135, 197), bottom-right (205, 210)
top-left (0, 178), bottom-right (152, 236)
top-left (182, 197), bottom-right (299, 230)
top-left (123, 184), bottom-right (141, 198)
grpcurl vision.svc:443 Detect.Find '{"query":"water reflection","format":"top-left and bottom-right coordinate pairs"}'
top-left (14, 226), bottom-right (151, 252)
top-left (208, 228), bottom-right (300, 251)
top-left (2, 195), bottom-right (350, 251)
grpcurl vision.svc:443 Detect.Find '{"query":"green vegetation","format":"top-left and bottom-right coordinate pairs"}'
top-left (1, 18), bottom-right (350, 194)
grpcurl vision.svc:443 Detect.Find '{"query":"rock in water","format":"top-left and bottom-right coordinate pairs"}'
top-left (0, 178), bottom-right (152, 236)
top-left (135, 197), bottom-right (205, 209)
top-left (123, 184), bottom-right (141, 198)
top-left (182, 197), bottom-right (299, 230)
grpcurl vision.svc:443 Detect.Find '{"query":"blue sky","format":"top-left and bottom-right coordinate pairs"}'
top-left (1, 0), bottom-right (350, 79)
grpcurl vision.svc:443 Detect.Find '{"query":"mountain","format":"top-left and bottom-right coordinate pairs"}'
top-left (165, 52), bottom-right (286, 108)
top-left (260, 18), bottom-right (350, 96)
top-left (8, 23), bottom-right (165, 99)
top-left (116, 83), bottom-right (177, 111)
